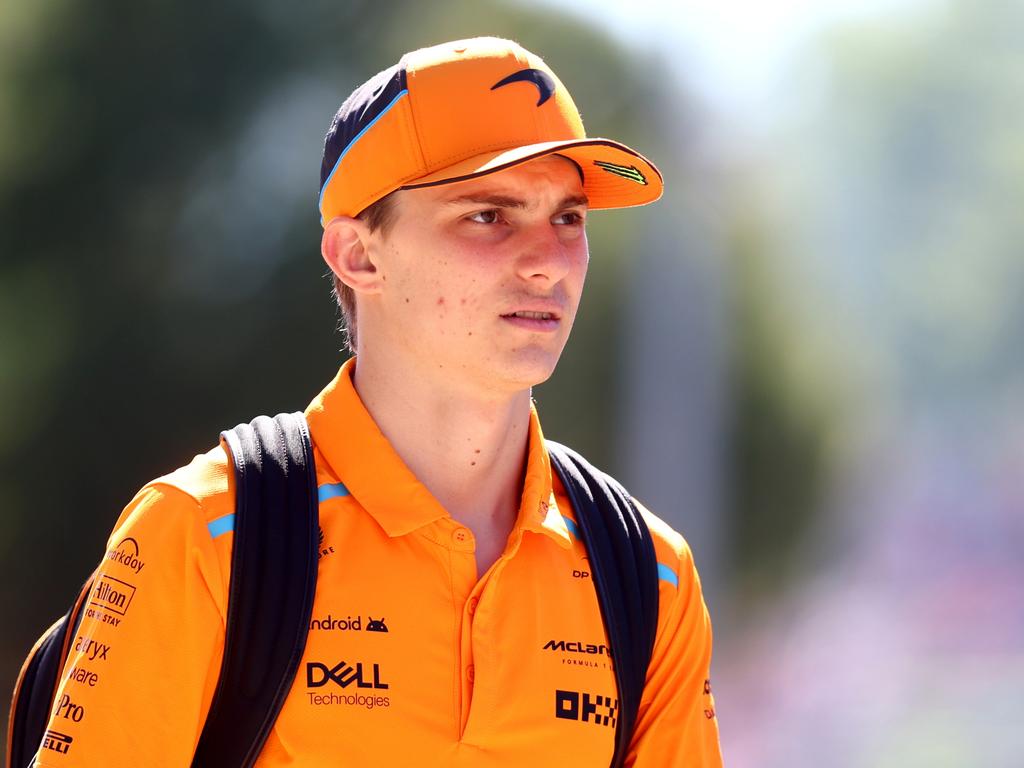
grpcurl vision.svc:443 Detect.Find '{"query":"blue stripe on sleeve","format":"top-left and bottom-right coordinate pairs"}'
top-left (561, 515), bottom-right (581, 540)
top-left (657, 562), bottom-right (679, 588)
top-left (207, 513), bottom-right (235, 539)
top-left (318, 482), bottom-right (351, 503)
top-left (207, 483), bottom-right (348, 540)
top-left (557, 515), bottom-right (679, 588)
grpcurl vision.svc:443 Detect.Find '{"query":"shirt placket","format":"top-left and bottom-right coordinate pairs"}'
top-left (435, 517), bottom-right (478, 739)
top-left (435, 515), bottom-right (531, 746)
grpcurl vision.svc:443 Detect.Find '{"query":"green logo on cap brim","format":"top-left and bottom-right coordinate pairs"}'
top-left (593, 160), bottom-right (647, 185)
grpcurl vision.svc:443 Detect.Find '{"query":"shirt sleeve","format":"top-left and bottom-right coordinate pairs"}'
top-left (626, 533), bottom-right (723, 767)
top-left (31, 483), bottom-right (227, 768)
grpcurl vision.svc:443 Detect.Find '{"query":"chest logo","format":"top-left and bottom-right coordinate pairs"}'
top-left (318, 526), bottom-right (336, 559)
top-left (555, 689), bottom-right (618, 728)
top-left (543, 639), bottom-right (613, 670)
top-left (307, 660), bottom-right (389, 690)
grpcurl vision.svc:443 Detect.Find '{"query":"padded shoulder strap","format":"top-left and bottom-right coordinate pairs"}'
top-left (547, 441), bottom-right (659, 768)
top-left (191, 413), bottom-right (319, 768)
top-left (7, 571), bottom-right (93, 768)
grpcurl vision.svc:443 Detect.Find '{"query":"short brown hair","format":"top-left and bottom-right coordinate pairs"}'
top-left (331, 190), bottom-right (400, 353)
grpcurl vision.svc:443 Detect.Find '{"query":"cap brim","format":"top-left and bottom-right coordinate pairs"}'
top-left (400, 138), bottom-right (663, 210)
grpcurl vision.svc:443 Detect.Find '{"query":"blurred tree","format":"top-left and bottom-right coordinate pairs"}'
top-left (800, 0), bottom-right (1024, 431)
top-left (712, 2), bottom-right (1024, 763)
top-left (714, 0), bottom-right (1024, 599)
top-left (722, 198), bottom-right (843, 599)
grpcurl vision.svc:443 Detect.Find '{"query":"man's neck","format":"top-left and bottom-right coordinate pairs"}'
top-left (351, 353), bottom-right (532, 555)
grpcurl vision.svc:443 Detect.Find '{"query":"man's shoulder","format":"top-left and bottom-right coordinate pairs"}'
top-left (91, 443), bottom-right (237, 622)
top-left (629, 497), bottom-right (696, 584)
top-left (548, 444), bottom-right (695, 579)
top-left (108, 444), bottom-right (235, 548)
top-left (146, 444), bottom-right (235, 522)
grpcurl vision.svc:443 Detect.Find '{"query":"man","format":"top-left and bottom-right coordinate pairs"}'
top-left (32, 37), bottom-right (722, 766)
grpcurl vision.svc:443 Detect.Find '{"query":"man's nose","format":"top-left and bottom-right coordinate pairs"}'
top-left (514, 223), bottom-right (572, 285)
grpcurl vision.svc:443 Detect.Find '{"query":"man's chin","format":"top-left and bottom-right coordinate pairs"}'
top-left (494, 350), bottom-right (563, 391)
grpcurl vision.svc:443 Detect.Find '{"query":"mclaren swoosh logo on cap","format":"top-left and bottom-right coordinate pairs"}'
top-left (593, 160), bottom-right (647, 185)
top-left (491, 68), bottom-right (556, 106)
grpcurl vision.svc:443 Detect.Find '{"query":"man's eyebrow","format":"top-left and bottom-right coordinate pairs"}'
top-left (558, 194), bottom-right (590, 209)
top-left (442, 193), bottom-right (590, 209)
top-left (444, 193), bottom-right (527, 209)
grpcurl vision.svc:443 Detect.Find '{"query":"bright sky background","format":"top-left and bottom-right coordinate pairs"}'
top-left (527, 0), bottom-right (932, 123)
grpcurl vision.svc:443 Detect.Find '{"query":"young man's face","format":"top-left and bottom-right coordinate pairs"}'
top-left (363, 154), bottom-right (590, 394)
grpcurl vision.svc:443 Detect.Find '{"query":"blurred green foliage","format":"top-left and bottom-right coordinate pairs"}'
top-left (800, 0), bottom-right (1024, 427)
top-left (723, 204), bottom-right (837, 599)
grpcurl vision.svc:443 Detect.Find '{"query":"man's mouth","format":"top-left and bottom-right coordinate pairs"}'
top-left (504, 310), bottom-right (557, 321)
top-left (500, 308), bottom-right (562, 333)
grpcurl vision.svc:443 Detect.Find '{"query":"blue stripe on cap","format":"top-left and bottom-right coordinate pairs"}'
top-left (318, 482), bottom-right (351, 503)
top-left (561, 515), bottom-right (581, 540)
top-left (657, 562), bottom-right (679, 588)
top-left (207, 513), bottom-right (235, 539)
top-left (318, 88), bottom-right (410, 221)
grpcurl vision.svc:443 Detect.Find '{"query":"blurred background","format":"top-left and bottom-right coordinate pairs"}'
top-left (2, 0), bottom-right (1021, 764)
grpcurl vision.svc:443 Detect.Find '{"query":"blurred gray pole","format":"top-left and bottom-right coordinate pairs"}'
top-left (617, 208), bottom-right (729, 609)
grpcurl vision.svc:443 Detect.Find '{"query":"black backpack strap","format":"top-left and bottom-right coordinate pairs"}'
top-left (191, 412), bottom-right (319, 768)
top-left (7, 573), bottom-right (93, 768)
top-left (547, 441), bottom-right (659, 768)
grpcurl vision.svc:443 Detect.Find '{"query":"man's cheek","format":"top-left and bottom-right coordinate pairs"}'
top-left (456, 294), bottom-right (491, 334)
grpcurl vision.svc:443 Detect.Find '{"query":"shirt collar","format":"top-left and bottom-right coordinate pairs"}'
top-left (305, 357), bottom-right (572, 549)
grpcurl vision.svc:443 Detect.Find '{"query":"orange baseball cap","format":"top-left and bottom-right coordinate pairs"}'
top-left (318, 37), bottom-right (664, 225)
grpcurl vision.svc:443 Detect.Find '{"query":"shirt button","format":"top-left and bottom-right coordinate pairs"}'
top-left (452, 527), bottom-right (469, 544)
top-left (468, 597), bottom-right (478, 615)
top-left (466, 665), bottom-right (475, 683)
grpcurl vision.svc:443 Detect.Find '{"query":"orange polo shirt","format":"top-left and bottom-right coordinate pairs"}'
top-left (31, 359), bottom-right (721, 767)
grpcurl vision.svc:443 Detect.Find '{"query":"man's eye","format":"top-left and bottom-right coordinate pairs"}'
top-left (468, 210), bottom-right (500, 224)
top-left (555, 211), bottom-right (584, 226)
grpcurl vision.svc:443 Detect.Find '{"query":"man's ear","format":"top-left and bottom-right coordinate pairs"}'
top-left (321, 216), bottom-right (384, 295)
